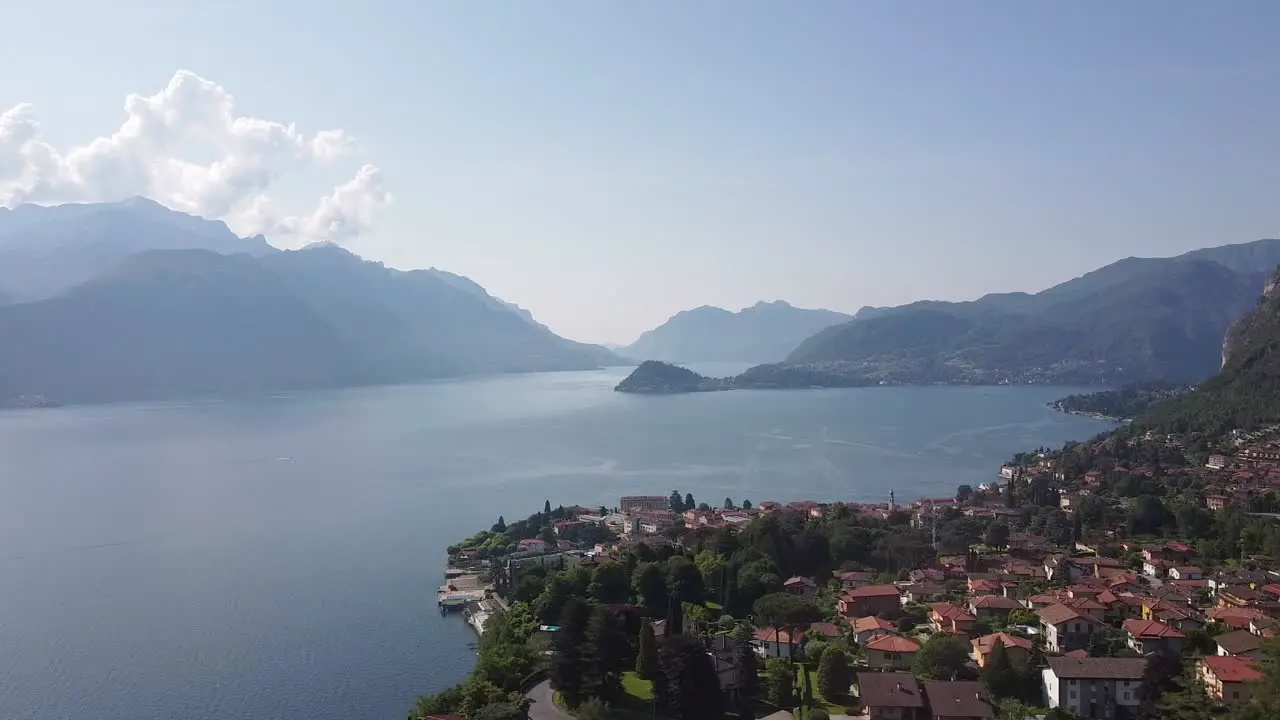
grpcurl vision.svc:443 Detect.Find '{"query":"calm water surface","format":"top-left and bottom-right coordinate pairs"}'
top-left (0, 364), bottom-right (1113, 720)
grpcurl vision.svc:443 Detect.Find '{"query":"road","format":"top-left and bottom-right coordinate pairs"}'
top-left (526, 680), bottom-right (573, 720)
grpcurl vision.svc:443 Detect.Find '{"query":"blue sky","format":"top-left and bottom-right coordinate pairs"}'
top-left (2, 2), bottom-right (1279, 344)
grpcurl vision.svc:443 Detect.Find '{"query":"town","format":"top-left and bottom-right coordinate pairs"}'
top-left (415, 423), bottom-right (1280, 720)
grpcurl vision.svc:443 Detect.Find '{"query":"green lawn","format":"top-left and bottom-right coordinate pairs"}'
top-left (793, 663), bottom-right (848, 715)
top-left (621, 671), bottom-right (654, 701)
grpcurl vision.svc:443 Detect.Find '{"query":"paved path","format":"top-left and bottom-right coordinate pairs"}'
top-left (526, 680), bottom-right (573, 720)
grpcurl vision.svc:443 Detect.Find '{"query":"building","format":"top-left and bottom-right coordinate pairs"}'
top-left (857, 672), bottom-right (926, 720)
top-left (923, 681), bottom-right (995, 720)
top-left (969, 595), bottom-right (1021, 622)
top-left (930, 603), bottom-right (976, 636)
top-left (620, 496), bottom-right (670, 513)
top-left (783, 576), bottom-right (818, 599)
top-left (1038, 603), bottom-right (1105, 654)
top-left (1207, 454), bottom-right (1230, 470)
top-left (865, 634), bottom-right (921, 670)
top-left (1215, 629), bottom-right (1264, 658)
top-left (1042, 657), bottom-right (1146, 719)
top-left (1168, 566), bottom-right (1203, 581)
top-left (849, 615), bottom-right (897, 644)
top-left (753, 627), bottom-right (803, 659)
top-left (1121, 619), bottom-right (1186, 656)
top-left (1199, 656), bottom-right (1263, 706)
top-left (971, 633), bottom-right (1032, 669)
top-left (839, 584), bottom-right (903, 618)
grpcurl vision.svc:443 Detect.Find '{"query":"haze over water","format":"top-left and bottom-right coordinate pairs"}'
top-left (0, 364), bottom-right (1113, 720)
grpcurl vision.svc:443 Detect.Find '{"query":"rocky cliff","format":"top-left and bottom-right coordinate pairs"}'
top-left (1222, 265), bottom-right (1280, 368)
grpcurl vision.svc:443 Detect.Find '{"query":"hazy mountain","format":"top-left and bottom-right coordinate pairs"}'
top-left (0, 197), bottom-right (275, 301)
top-left (1141, 266), bottom-right (1280, 433)
top-left (788, 239), bottom-right (1280, 385)
top-left (623, 301), bottom-right (852, 363)
top-left (0, 250), bottom-right (372, 404)
top-left (423, 267), bottom-right (621, 366)
top-left (0, 202), bottom-right (622, 406)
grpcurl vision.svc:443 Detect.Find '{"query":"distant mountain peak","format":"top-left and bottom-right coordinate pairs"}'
top-left (624, 300), bottom-right (852, 363)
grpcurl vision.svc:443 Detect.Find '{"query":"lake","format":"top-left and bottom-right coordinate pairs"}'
top-left (0, 364), bottom-right (1113, 720)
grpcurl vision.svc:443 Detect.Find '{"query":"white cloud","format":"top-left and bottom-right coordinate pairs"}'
top-left (0, 70), bottom-right (389, 245)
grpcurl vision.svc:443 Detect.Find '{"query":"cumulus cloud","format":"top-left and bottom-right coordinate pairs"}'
top-left (0, 69), bottom-right (390, 245)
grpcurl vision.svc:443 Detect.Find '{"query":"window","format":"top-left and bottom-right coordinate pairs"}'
top-left (1070, 690), bottom-right (1077, 699)
top-left (1123, 692), bottom-right (1130, 701)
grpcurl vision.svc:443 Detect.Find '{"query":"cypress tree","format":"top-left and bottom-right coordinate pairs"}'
top-left (636, 621), bottom-right (658, 680)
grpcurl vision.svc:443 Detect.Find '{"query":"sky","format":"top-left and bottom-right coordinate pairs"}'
top-left (2, 2), bottom-right (1279, 345)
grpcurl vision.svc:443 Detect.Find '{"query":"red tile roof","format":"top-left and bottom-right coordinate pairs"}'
top-left (971, 595), bottom-right (1021, 610)
top-left (850, 616), bottom-right (896, 633)
top-left (847, 584), bottom-right (902, 597)
top-left (972, 632), bottom-right (1032, 654)
top-left (1122, 619), bottom-right (1186, 639)
top-left (1202, 655), bottom-right (1263, 683)
top-left (867, 635), bottom-right (922, 653)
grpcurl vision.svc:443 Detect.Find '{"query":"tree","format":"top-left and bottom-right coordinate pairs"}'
top-left (666, 555), bottom-right (706, 606)
top-left (1137, 648), bottom-right (1182, 719)
top-left (804, 639), bottom-right (829, 664)
top-left (544, 499), bottom-right (552, 514)
top-left (957, 484), bottom-right (974, 501)
top-left (694, 550), bottom-right (726, 602)
top-left (912, 635), bottom-right (971, 680)
top-left (737, 635), bottom-right (761, 702)
top-left (632, 561), bottom-right (669, 614)
top-left (493, 515), bottom-right (506, 533)
top-left (684, 492), bottom-right (696, 511)
top-left (656, 634), bottom-right (724, 719)
top-left (512, 574), bottom-right (546, 604)
top-left (588, 561), bottom-right (631, 604)
top-left (742, 499), bottom-right (753, 510)
top-left (574, 698), bottom-right (611, 720)
top-left (665, 593), bottom-right (684, 635)
top-left (765, 657), bottom-right (795, 707)
top-left (550, 597), bottom-right (598, 708)
top-left (724, 497), bottom-right (735, 509)
top-left (817, 646), bottom-right (851, 701)
top-left (586, 605), bottom-right (627, 702)
top-left (472, 703), bottom-right (525, 720)
top-left (533, 573), bottom-right (574, 625)
top-left (636, 622), bottom-right (659, 680)
top-left (670, 490), bottom-right (684, 514)
top-left (984, 521), bottom-right (1010, 549)
top-left (983, 638), bottom-right (1020, 701)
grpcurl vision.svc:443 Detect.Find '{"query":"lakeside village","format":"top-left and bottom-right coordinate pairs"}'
top-left (419, 424), bottom-right (1280, 720)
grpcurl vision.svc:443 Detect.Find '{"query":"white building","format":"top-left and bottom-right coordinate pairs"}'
top-left (1042, 657), bottom-right (1146, 719)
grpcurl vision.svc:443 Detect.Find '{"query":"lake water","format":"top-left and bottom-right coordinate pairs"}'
top-left (0, 364), bottom-right (1113, 720)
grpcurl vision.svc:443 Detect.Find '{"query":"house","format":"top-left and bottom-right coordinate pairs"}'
top-left (1206, 606), bottom-right (1267, 630)
top-left (866, 634), bottom-right (922, 670)
top-left (1215, 629), bottom-right (1263, 658)
top-left (783, 576), bottom-right (818, 598)
top-left (1142, 560), bottom-right (1168, 579)
top-left (968, 578), bottom-right (1000, 595)
top-left (753, 627), bottom-right (803, 659)
top-left (1121, 619), bottom-right (1186, 656)
top-left (902, 583), bottom-right (949, 605)
top-left (857, 672), bottom-right (926, 720)
top-left (1199, 656), bottom-right (1263, 706)
top-left (702, 635), bottom-right (753, 699)
top-left (1207, 454), bottom-right (1230, 470)
top-left (839, 585), bottom-right (902, 618)
top-left (930, 603), bottom-right (977, 636)
top-left (923, 681), bottom-right (994, 720)
top-left (850, 616), bottom-right (897, 643)
top-left (971, 633), bottom-right (1032, 669)
top-left (806, 622), bottom-right (844, 641)
top-left (969, 595), bottom-right (1021, 622)
top-left (1038, 603), bottom-right (1105, 654)
top-left (838, 570), bottom-right (876, 588)
top-left (1042, 657), bottom-right (1147, 720)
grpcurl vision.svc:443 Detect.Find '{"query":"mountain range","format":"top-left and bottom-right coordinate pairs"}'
top-left (780, 240), bottom-right (1280, 385)
top-left (0, 200), bottom-right (620, 407)
top-left (1139, 265), bottom-right (1280, 434)
top-left (621, 301), bottom-right (851, 363)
